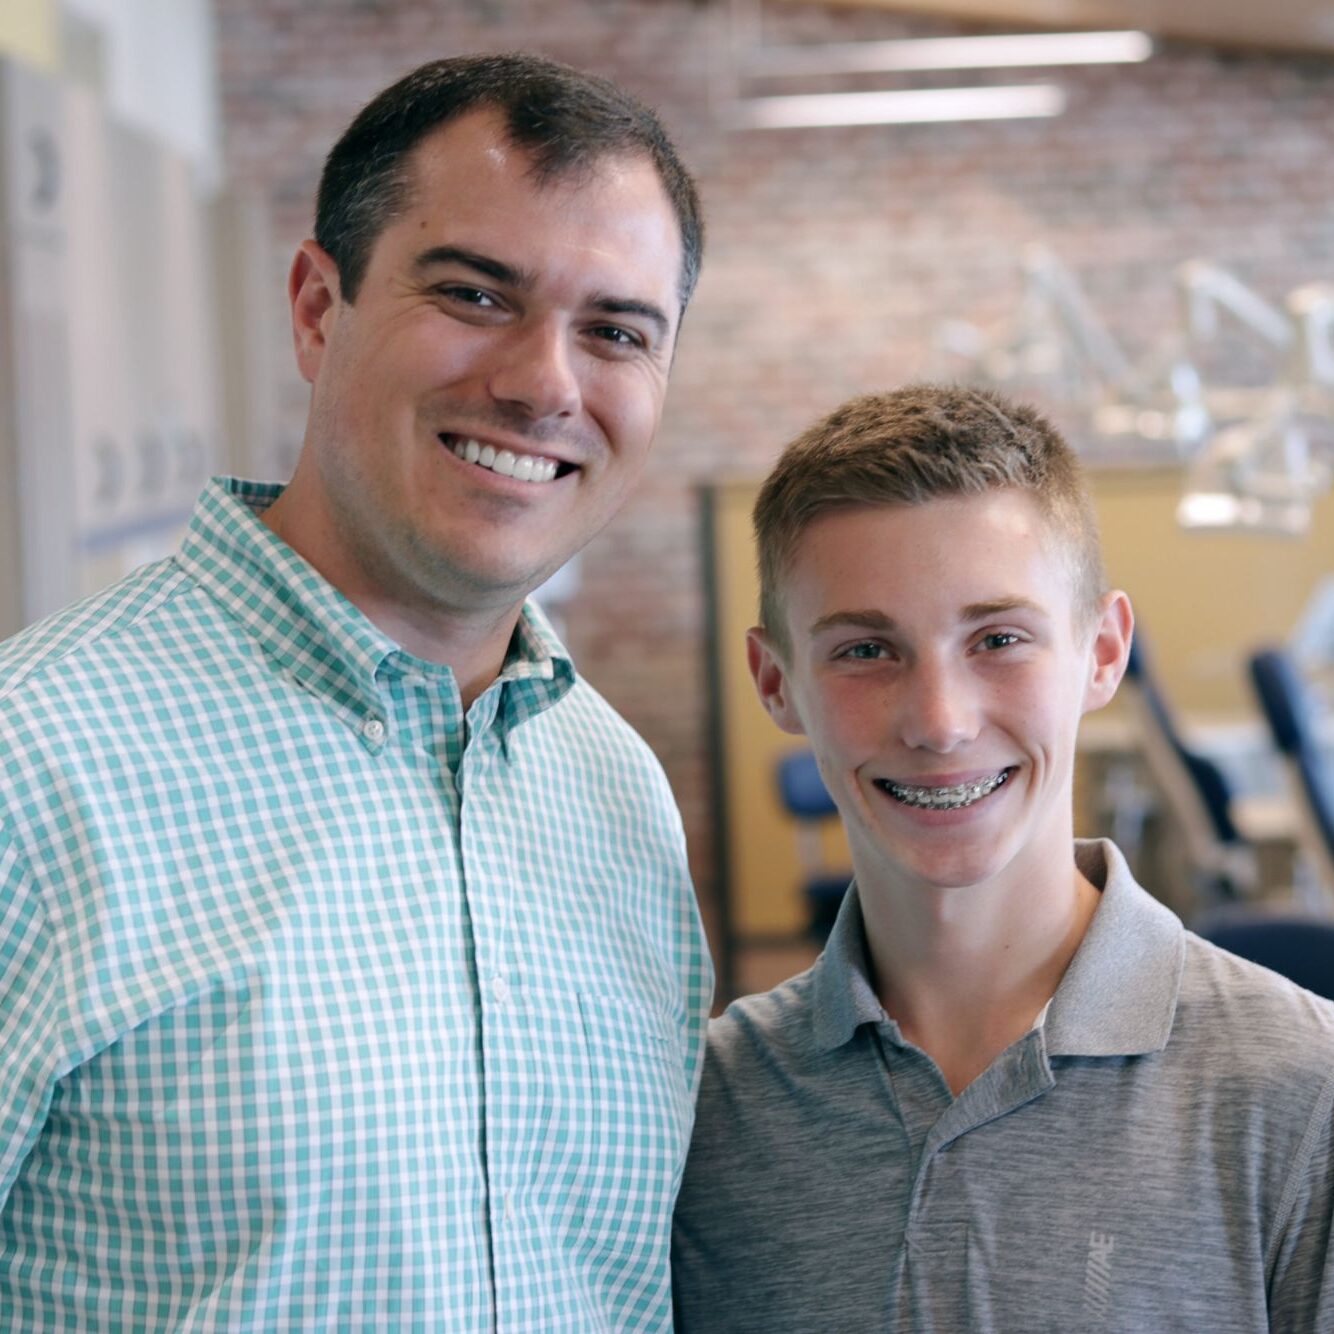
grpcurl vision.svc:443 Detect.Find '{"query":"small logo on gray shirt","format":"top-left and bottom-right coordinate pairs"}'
top-left (1083, 1231), bottom-right (1115, 1321)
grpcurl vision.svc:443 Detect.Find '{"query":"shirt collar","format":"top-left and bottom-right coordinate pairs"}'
top-left (812, 883), bottom-right (889, 1052)
top-left (809, 839), bottom-right (1185, 1058)
top-left (177, 478), bottom-right (575, 740)
top-left (1043, 839), bottom-right (1184, 1056)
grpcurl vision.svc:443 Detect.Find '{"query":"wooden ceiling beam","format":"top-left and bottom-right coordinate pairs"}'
top-left (769, 0), bottom-right (1334, 56)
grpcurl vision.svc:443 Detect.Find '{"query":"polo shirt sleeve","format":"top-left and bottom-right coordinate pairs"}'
top-left (1267, 1069), bottom-right (1334, 1333)
top-left (0, 820), bottom-right (68, 1208)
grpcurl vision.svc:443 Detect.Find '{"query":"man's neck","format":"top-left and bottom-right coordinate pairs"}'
top-left (260, 491), bottom-right (522, 711)
top-left (860, 857), bottom-right (1101, 1097)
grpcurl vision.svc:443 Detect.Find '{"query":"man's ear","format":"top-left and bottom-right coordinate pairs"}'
top-left (289, 239), bottom-right (342, 385)
top-left (747, 627), bottom-right (807, 736)
top-left (1082, 590), bottom-right (1134, 715)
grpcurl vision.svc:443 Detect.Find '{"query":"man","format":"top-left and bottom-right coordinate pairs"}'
top-left (673, 386), bottom-right (1334, 1332)
top-left (0, 53), bottom-right (711, 1330)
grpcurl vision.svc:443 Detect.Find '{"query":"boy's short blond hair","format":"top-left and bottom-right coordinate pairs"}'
top-left (754, 385), bottom-right (1105, 654)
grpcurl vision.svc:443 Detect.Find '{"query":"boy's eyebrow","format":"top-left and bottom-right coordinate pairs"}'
top-left (808, 599), bottom-right (1049, 637)
top-left (960, 597), bottom-right (1048, 622)
top-left (808, 609), bottom-right (895, 636)
top-left (412, 247), bottom-right (671, 339)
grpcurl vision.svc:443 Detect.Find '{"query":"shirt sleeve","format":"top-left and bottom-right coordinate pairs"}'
top-left (674, 825), bottom-right (713, 1105)
top-left (0, 819), bottom-right (68, 1209)
top-left (1267, 1070), bottom-right (1334, 1333)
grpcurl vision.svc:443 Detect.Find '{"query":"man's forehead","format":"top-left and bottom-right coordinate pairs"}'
top-left (391, 114), bottom-right (684, 307)
top-left (403, 111), bottom-right (666, 222)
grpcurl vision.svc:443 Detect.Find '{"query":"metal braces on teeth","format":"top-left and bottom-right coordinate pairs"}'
top-left (885, 768), bottom-right (1011, 810)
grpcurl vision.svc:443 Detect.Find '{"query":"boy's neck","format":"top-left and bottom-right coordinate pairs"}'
top-left (859, 858), bottom-right (1102, 1097)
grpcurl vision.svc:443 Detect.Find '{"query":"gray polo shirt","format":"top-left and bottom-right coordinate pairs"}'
top-left (673, 841), bottom-right (1334, 1333)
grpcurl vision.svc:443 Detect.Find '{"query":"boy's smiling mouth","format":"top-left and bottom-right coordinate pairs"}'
top-left (876, 767), bottom-right (1014, 811)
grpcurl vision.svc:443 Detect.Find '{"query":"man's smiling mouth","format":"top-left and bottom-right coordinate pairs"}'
top-left (876, 767), bottom-right (1014, 811)
top-left (442, 434), bottom-right (576, 485)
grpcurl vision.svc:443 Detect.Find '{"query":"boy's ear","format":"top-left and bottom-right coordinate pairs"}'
top-left (289, 239), bottom-right (342, 386)
top-left (1082, 590), bottom-right (1134, 715)
top-left (747, 627), bottom-right (807, 736)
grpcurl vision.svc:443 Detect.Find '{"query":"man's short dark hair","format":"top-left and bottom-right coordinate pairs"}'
top-left (315, 52), bottom-right (704, 310)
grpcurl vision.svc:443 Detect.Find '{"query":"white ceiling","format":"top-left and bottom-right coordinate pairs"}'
top-left (792, 0), bottom-right (1334, 55)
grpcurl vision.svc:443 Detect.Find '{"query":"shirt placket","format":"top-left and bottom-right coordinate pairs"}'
top-left (456, 685), bottom-right (531, 1330)
top-left (897, 1031), bottom-right (1056, 1332)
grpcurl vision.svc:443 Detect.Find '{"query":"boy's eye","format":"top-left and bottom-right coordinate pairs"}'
top-left (840, 642), bottom-right (887, 661)
top-left (979, 631), bottom-right (1021, 651)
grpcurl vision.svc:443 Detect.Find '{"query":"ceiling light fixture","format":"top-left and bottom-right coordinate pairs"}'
top-left (747, 30), bottom-right (1153, 78)
top-left (735, 83), bottom-right (1066, 129)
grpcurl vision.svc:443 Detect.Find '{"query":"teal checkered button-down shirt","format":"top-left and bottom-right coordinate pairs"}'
top-left (0, 478), bottom-right (712, 1331)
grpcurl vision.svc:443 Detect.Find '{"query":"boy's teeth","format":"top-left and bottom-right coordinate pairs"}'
top-left (885, 768), bottom-right (1010, 810)
top-left (450, 437), bottom-right (557, 484)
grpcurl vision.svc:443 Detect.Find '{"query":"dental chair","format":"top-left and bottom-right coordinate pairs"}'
top-left (1248, 646), bottom-right (1334, 903)
top-left (1120, 633), bottom-right (1258, 903)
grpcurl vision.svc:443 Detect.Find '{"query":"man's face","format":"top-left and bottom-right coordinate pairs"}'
top-left (749, 490), bottom-right (1130, 897)
top-left (288, 108), bottom-right (684, 617)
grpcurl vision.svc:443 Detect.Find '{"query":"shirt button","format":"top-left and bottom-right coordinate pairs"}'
top-left (490, 974), bottom-right (509, 1004)
top-left (503, 1191), bottom-right (513, 1222)
top-left (362, 716), bottom-right (385, 743)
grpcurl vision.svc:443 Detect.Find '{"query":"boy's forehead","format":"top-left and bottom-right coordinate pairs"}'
top-left (782, 492), bottom-right (1081, 627)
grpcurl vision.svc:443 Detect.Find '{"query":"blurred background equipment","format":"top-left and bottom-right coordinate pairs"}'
top-left (934, 248), bottom-right (1334, 537)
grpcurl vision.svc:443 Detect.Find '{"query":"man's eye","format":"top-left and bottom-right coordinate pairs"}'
top-left (979, 631), bottom-right (1021, 651)
top-left (590, 325), bottom-right (644, 349)
top-left (437, 285), bottom-right (497, 308)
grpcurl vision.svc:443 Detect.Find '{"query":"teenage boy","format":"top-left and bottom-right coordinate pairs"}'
top-left (673, 385), bottom-right (1334, 1332)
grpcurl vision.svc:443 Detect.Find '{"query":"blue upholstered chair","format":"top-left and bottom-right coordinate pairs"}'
top-left (776, 749), bottom-right (851, 940)
top-left (1195, 914), bottom-right (1334, 1001)
top-left (1248, 646), bottom-right (1334, 901)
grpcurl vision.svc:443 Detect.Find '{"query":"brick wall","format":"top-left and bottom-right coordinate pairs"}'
top-left (216, 0), bottom-right (1334, 933)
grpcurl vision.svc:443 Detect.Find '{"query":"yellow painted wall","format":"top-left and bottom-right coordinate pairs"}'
top-left (710, 469), bottom-right (1334, 938)
top-left (0, 0), bottom-right (58, 70)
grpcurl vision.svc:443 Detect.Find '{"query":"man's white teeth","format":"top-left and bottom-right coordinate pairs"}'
top-left (885, 768), bottom-right (1011, 811)
top-left (450, 437), bottom-right (558, 484)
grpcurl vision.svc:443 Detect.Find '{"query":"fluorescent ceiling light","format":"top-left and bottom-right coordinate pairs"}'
top-left (736, 84), bottom-right (1066, 130)
top-left (748, 31), bottom-right (1152, 78)
top-left (1176, 491), bottom-right (1310, 536)
top-left (1177, 492), bottom-right (1248, 529)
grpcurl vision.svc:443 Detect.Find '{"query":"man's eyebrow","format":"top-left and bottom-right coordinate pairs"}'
top-left (961, 597), bottom-right (1048, 621)
top-left (808, 609), bottom-right (895, 636)
top-left (590, 294), bottom-right (671, 340)
top-left (412, 245), bottom-right (535, 289)
top-left (411, 247), bottom-right (672, 340)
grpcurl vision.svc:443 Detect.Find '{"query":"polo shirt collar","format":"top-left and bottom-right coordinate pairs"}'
top-left (1043, 839), bottom-right (1184, 1057)
top-left (812, 885), bottom-right (889, 1052)
top-left (177, 478), bottom-right (575, 738)
top-left (809, 838), bottom-right (1185, 1058)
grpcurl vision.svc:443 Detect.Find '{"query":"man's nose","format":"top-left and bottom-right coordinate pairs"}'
top-left (899, 659), bottom-right (979, 753)
top-left (486, 319), bottom-right (582, 421)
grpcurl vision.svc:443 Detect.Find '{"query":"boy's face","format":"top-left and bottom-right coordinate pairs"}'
top-left (748, 490), bottom-right (1131, 897)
